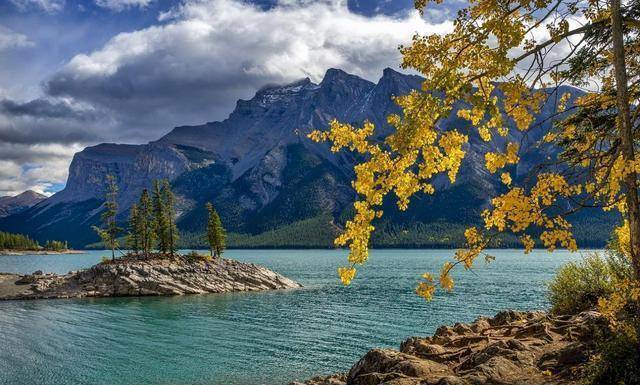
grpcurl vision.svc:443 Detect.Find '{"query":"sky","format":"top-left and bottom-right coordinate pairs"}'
top-left (0, 0), bottom-right (461, 196)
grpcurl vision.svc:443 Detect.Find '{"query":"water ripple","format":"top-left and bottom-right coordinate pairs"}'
top-left (0, 248), bottom-right (589, 385)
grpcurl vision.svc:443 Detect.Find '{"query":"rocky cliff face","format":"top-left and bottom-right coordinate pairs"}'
top-left (0, 68), bottom-right (614, 247)
top-left (0, 254), bottom-right (301, 300)
top-left (0, 190), bottom-right (45, 218)
top-left (290, 310), bottom-right (606, 385)
top-left (48, 143), bottom-right (197, 208)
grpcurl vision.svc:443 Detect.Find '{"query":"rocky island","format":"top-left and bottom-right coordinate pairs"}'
top-left (291, 309), bottom-right (603, 385)
top-left (0, 253), bottom-right (301, 300)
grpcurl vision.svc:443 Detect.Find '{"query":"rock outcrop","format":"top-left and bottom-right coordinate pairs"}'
top-left (0, 254), bottom-right (301, 300)
top-left (290, 310), bottom-right (606, 385)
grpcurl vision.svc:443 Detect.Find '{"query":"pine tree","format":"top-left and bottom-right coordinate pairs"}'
top-left (161, 180), bottom-right (179, 256)
top-left (138, 189), bottom-right (155, 257)
top-left (92, 174), bottom-right (121, 261)
top-left (152, 180), bottom-right (169, 254)
top-left (206, 202), bottom-right (226, 257)
top-left (126, 203), bottom-right (140, 254)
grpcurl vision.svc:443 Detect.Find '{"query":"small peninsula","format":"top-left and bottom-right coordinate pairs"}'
top-left (0, 253), bottom-right (301, 300)
top-left (0, 230), bottom-right (76, 256)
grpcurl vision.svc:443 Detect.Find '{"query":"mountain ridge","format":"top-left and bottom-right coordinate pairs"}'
top-left (0, 190), bottom-right (46, 218)
top-left (0, 68), bottom-right (619, 248)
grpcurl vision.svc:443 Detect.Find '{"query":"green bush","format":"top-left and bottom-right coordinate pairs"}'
top-left (549, 252), bottom-right (639, 384)
top-left (547, 253), bottom-right (625, 315)
top-left (587, 329), bottom-right (640, 385)
top-left (185, 250), bottom-right (211, 262)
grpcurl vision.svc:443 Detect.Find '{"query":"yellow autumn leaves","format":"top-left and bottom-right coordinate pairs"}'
top-left (338, 266), bottom-right (357, 285)
top-left (311, 112), bottom-right (469, 290)
top-left (310, 0), bottom-right (633, 301)
top-left (484, 143), bottom-right (520, 174)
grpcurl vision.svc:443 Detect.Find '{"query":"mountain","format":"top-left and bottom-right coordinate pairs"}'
top-left (0, 190), bottom-right (46, 218)
top-left (0, 68), bottom-right (619, 248)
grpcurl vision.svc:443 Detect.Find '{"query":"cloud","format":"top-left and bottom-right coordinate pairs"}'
top-left (0, 98), bottom-right (97, 120)
top-left (94, 0), bottom-right (155, 11)
top-left (0, 143), bottom-right (82, 196)
top-left (0, 105), bottom-right (131, 194)
top-left (8, 0), bottom-right (65, 13)
top-left (46, 0), bottom-right (451, 136)
top-left (0, 95), bottom-right (112, 195)
top-left (0, 25), bottom-right (34, 51)
top-left (2, 0), bottom-right (453, 195)
top-left (0, 97), bottom-right (111, 144)
top-left (510, 15), bottom-right (593, 88)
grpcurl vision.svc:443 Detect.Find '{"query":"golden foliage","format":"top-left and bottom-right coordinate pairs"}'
top-left (309, 0), bottom-right (638, 300)
top-left (337, 266), bottom-right (357, 285)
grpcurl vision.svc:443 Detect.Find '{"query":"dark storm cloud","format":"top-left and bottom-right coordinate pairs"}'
top-left (44, 57), bottom-right (264, 131)
top-left (0, 124), bottom-right (100, 144)
top-left (0, 98), bottom-right (96, 120)
top-left (0, 97), bottom-right (108, 144)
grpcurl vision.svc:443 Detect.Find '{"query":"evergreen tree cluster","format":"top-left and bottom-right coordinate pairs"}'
top-left (43, 240), bottom-right (68, 251)
top-left (126, 180), bottom-right (179, 256)
top-left (0, 231), bottom-right (39, 250)
top-left (95, 176), bottom-right (227, 260)
top-left (0, 231), bottom-right (68, 251)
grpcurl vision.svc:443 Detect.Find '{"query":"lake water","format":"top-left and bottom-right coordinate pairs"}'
top-left (0, 249), bottom-right (591, 385)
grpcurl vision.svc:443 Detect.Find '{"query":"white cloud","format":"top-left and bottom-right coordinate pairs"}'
top-left (510, 15), bottom-right (591, 87)
top-left (94, 0), bottom-right (154, 11)
top-left (0, 143), bottom-right (82, 196)
top-left (47, 0), bottom-right (452, 132)
top-left (72, 0), bottom-right (448, 83)
top-left (0, 26), bottom-right (34, 51)
top-left (9, 0), bottom-right (65, 13)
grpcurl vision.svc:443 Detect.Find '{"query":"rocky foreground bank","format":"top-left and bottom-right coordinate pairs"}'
top-left (291, 309), bottom-right (605, 385)
top-left (0, 254), bottom-right (301, 300)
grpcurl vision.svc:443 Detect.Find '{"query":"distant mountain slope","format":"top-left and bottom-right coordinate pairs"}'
top-left (0, 190), bottom-right (46, 218)
top-left (0, 68), bottom-right (619, 248)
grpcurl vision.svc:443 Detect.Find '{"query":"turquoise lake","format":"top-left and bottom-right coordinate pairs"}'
top-left (0, 249), bottom-right (592, 385)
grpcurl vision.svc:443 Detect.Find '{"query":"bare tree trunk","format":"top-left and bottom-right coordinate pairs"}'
top-left (611, 0), bottom-right (640, 280)
top-left (169, 217), bottom-right (174, 257)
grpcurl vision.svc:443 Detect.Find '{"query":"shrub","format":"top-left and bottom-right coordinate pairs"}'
top-left (185, 250), bottom-right (211, 263)
top-left (548, 252), bottom-right (639, 384)
top-left (100, 256), bottom-right (111, 264)
top-left (547, 253), bottom-right (624, 315)
top-left (587, 329), bottom-right (640, 385)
